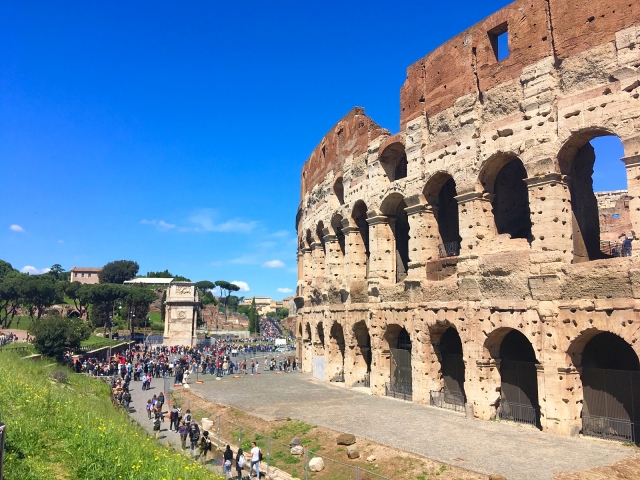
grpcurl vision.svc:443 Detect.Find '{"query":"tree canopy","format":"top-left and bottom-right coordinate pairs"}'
top-left (99, 260), bottom-right (139, 284)
top-left (31, 314), bottom-right (91, 359)
top-left (146, 270), bottom-right (191, 282)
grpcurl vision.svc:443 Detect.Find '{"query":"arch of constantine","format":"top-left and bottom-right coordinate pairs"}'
top-left (294, 0), bottom-right (640, 441)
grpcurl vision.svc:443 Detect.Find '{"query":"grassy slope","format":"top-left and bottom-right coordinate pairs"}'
top-left (0, 351), bottom-right (223, 480)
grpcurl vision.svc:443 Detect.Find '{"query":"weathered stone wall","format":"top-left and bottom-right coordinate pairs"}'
top-left (294, 0), bottom-right (640, 438)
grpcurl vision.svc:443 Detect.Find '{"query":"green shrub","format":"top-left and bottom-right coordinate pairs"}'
top-left (30, 314), bottom-right (91, 359)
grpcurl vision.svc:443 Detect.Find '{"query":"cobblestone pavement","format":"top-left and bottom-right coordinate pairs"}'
top-left (190, 370), bottom-right (639, 480)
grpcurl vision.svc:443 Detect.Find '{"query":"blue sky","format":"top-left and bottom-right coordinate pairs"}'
top-left (0, 1), bottom-right (627, 299)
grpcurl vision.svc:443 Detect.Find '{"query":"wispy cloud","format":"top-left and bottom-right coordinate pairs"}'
top-left (21, 266), bottom-right (50, 275)
top-left (277, 287), bottom-right (293, 294)
top-left (140, 219), bottom-right (177, 231)
top-left (231, 280), bottom-right (250, 292)
top-left (10, 224), bottom-right (25, 233)
top-left (188, 209), bottom-right (256, 233)
top-left (263, 260), bottom-right (285, 268)
top-left (269, 230), bottom-right (290, 238)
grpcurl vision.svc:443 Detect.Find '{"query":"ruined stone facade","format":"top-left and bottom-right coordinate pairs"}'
top-left (295, 0), bottom-right (640, 439)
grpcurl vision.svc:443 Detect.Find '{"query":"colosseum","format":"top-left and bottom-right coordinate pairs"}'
top-left (293, 0), bottom-right (640, 442)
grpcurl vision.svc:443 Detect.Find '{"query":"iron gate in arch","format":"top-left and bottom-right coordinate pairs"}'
top-left (582, 368), bottom-right (640, 443)
top-left (430, 353), bottom-right (466, 413)
top-left (386, 348), bottom-right (412, 400)
top-left (498, 359), bottom-right (541, 428)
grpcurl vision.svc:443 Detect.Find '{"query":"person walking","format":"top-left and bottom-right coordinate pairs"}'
top-left (198, 430), bottom-right (212, 464)
top-left (223, 444), bottom-right (233, 478)
top-left (189, 421), bottom-right (200, 457)
top-left (235, 447), bottom-right (246, 480)
top-left (178, 421), bottom-right (188, 450)
top-left (250, 441), bottom-right (261, 478)
top-left (153, 412), bottom-right (162, 439)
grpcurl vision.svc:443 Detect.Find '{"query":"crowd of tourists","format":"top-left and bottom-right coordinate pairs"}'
top-left (0, 331), bottom-right (30, 346)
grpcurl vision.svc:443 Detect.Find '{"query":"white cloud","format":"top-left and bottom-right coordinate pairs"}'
top-left (188, 209), bottom-right (256, 233)
top-left (140, 219), bottom-right (176, 231)
top-left (231, 280), bottom-right (250, 292)
top-left (263, 260), bottom-right (285, 268)
top-left (10, 224), bottom-right (25, 232)
top-left (21, 266), bottom-right (51, 275)
top-left (277, 287), bottom-right (293, 294)
top-left (269, 230), bottom-right (290, 238)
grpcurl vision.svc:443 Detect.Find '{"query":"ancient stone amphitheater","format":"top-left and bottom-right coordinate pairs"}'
top-left (294, 0), bottom-right (640, 442)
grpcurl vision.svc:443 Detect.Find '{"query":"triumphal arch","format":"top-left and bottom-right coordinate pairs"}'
top-left (163, 282), bottom-right (200, 346)
top-left (294, 0), bottom-right (640, 443)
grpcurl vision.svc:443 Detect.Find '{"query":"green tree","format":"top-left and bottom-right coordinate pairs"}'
top-left (99, 260), bottom-right (139, 284)
top-left (0, 271), bottom-right (26, 328)
top-left (276, 307), bottom-right (289, 319)
top-left (146, 270), bottom-right (191, 281)
top-left (0, 259), bottom-right (17, 281)
top-left (87, 283), bottom-right (127, 329)
top-left (215, 280), bottom-right (240, 322)
top-left (121, 286), bottom-right (157, 337)
top-left (48, 264), bottom-right (65, 281)
top-left (160, 289), bottom-right (167, 323)
top-left (22, 274), bottom-right (63, 319)
top-left (30, 314), bottom-right (91, 359)
top-left (64, 281), bottom-right (93, 317)
top-left (248, 297), bottom-right (258, 334)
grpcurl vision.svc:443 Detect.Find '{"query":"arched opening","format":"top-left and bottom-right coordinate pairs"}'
top-left (353, 320), bottom-right (372, 386)
top-left (579, 332), bottom-right (640, 443)
top-left (305, 323), bottom-right (312, 343)
top-left (381, 193), bottom-right (410, 283)
top-left (481, 156), bottom-right (532, 242)
top-left (559, 133), bottom-right (629, 262)
top-left (315, 221), bottom-right (326, 254)
top-left (424, 173), bottom-right (461, 257)
top-left (333, 177), bottom-right (345, 205)
top-left (384, 325), bottom-right (412, 400)
top-left (316, 322), bottom-right (325, 347)
top-left (431, 327), bottom-right (466, 411)
top-left (496, 330), bottom-right (541, 429)
top-left (331, 215), bottom-right (346, 258)
top-left (298, 322), bottom-right (302, 337)
top-left (329, 322), bottom-right (346, 382)
top-left (305, 229), bottom-right (313, 249)
top-left (352, 200), bottom-right (370, 278)
top-left (380, 142), bottom-right (408, 182)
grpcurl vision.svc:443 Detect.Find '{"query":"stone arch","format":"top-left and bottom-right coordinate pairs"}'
top-left (352, 320), bottom-right (372, 380)
top-left (423, 172), bottom-right (461, 254)
top-left (568, 330), bottom-right (640, 443)
top-left (333, 176), bottom-right (345, 205)
top-left (479, 154), bottom-right (532, 242)
top-left (330, 213), bottom-right (346, 257)
top-left (432, 326), bottom-right (466, 400)
top-left (383, 324), bottom-right (413, 398)
top-left (315, 221), bottom-right (326, 251)
top-left (380, 192), bottom-right (410, 282)
top-left (379, 142), bottom-right (408, 182)
top-left (316, 321), bottom-right (325, 347)
top-left (351, 200), bottom-right (370, 278)
top-left (305, 322), bottom-right (312, 342)
top-left (557, 130), bottom-right (629, 262)
top-left (305, 229), bottom-right (313, 248)
top-left (484, 328), bottom-right (541, 429)
top-left (328, 321), bottom-right (346, 381)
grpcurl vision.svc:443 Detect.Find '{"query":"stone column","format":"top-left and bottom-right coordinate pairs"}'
top-left (366, 214), bottom-right (395, 291)
top-left (342, 220), bottom-right (367, 284)
top-left (322, 233), bottom-right (343, 291)
top-left (404, 197), bottom-right (432, 281)
top-left (297, 251), bottom-right (304, 296)
top-left (623, 154), bottom-right (640, 251)
top-left (455, 192), bottom-right (496, 255)
top-left (310, 242), bottom-right (326, 290)
top-left (302, 247), bottom-right (313, 296)
top-left (525, 173), bottom-right (573, 262)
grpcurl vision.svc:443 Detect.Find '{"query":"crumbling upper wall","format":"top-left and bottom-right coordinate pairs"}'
top-left (300, 108), bottom-right (389, 199)
top-left (400, 0), bottom-right (640, 129)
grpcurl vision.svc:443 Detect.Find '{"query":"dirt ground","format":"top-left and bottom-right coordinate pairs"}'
top-left (174, 388), bottom-right (489, 480)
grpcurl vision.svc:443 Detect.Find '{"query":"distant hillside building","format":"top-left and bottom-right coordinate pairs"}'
top-left (70, 267), bottom-right (101, 284)
top-left (238, 297), bottom-right (284, 315)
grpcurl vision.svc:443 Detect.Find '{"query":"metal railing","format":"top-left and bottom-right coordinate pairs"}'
top-left (582, 414), bottom-right (636, 443)
top-left (438, 241), bottom-right (460, 258)
top-left (498, 399), bottom-right (540, 427)
top-left (171, 396), bottom-right (391, 480)
top-left (429, 390), bottom-right (465, 413)
top-left (385, 381), bottom-right (412, 401)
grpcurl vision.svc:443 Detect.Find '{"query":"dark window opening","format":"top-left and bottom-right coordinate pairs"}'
top-left (380, 143), bottom-right (408, 182)
top-left (397, 327), bottom-right (412, 351)
top-left (334, 178), bottom-right (345, 205)
top-left (489, 23), bottom-right (510, 62)
top-left (493, 158), bottom-right (532, 241)
top-left (394, 200), bottom-right (410, 282)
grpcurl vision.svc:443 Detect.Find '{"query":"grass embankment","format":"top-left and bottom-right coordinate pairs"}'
top-left (0, 351), bottom-right (223, 480)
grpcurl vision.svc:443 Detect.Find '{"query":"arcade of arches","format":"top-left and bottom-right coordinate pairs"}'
top-left (294, 0), bottom-right (640, 442)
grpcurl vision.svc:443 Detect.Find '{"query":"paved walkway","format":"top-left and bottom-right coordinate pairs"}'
top-left (188, 370), bottom-right (639, 480)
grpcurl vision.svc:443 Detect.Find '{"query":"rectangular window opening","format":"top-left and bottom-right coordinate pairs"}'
top-left (489, 23), bottom-right (510, 62)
